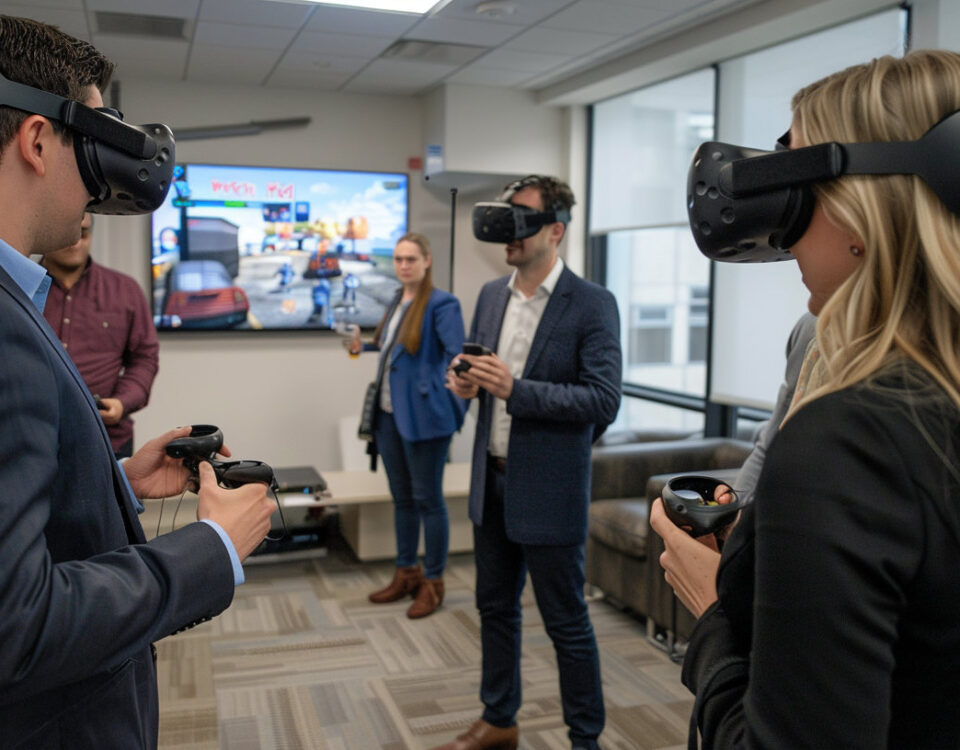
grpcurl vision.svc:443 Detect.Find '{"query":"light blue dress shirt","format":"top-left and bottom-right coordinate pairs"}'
top-left (0, 238), bottom-right (244, 585)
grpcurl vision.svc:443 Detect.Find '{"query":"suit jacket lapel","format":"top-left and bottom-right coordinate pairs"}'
top-left (0, 265), bottom-right (144, 541)
top-left (479, 280), bottom-right (511, 429)
top-left (522, 267), bottom-right (573, 378)
top-left (488, 281), bottom-right (511, 352)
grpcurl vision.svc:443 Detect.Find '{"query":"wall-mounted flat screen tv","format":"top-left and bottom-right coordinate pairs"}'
top-left (150, 163), bottom-right (408, 331)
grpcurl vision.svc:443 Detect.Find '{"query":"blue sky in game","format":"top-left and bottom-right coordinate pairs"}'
top-left (152, 163), bottom-right (408, 260)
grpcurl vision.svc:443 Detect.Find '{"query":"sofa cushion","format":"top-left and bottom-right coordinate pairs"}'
top-left (588, 498), bottom-right (648, 558)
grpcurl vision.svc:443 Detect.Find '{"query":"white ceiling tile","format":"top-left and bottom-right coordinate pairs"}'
top-left (306, 5), bottom-right (419, 36)
top-left (277, 50), bottom-right (374, 74)
top-left (342, 57), bottom-right (453, 94)
top-left (504, 26), bottom-right (618, 56)
top-left (290, 30), bottom-right (393, 57)
top-left (542, 0), bottom-right (672, 35)
top-left (93, 35), bottom-right (190, 61)
top-left (187, 45), bottom-right (281, 81)
top-left (199, 0), bottom-right (313, 27)
top-left (352, 58), bottom-right (457, 80)
top-left (447, 64), bottom-right (534, 86)
top-left (87, 0), bottom-right (200, 20)
top-left (267, 68), bottom-right (352, 91)
top-left (405, 15), bottom-right (520, 46)
top-left (0, 0), bottom-right (85, 10)
top-left (0, 0), bottom-right (763, 95)
top-left (0, 5), bottom-right (89, 38)
top-left (430, 0), bottom-right (568, 27)
top-left (193, 21), bottom-right (298, 49)
top-left (477, 48), bottom-right (572, 73)
top-left (106, 55), bottom-right (187, 80)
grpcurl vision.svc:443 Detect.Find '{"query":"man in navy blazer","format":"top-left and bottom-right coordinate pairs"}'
top-left (0, 17), bottom-right (275, 748)
top-left (438, 176), bottom-right (622, 750)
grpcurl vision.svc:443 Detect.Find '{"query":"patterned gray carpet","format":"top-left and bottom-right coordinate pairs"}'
top-left (155, 538), bottom-right (692, 750)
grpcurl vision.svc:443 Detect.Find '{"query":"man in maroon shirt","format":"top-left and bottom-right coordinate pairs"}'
top-left (41, 213), bottom-right (159, 458)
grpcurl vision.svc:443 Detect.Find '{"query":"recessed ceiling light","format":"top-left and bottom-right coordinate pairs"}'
top-left (291, 0), bottom-right (446, 12)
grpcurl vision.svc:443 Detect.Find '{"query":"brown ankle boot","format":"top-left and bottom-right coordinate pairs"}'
top-left (407, 577), bottom-right (444, 619)
top-left (369, 565), bottom-right (423, 603)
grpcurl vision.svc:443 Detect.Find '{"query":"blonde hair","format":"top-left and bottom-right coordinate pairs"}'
top-left (789, 50), bottom-right (960, 412)
top-left (372, 232), bottom-right (434, 355)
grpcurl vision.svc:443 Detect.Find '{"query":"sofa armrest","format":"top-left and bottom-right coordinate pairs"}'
top-left (591, 437), bottom-right (753, 502)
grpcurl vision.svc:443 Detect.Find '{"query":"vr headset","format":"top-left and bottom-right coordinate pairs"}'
top-left (472, 176), bottom-right (571, 243)
top-left (0, 73), bottom-right (175, 215)
top-left (687, 109), bottom-right (960, 262)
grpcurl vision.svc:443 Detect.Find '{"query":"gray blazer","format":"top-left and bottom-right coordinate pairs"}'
top-left (734, 312), bottom-right (817, 504)
top-left (0, 264), bottom-right (234, 749)
top-left (466, 265), bottom-right (622, 546)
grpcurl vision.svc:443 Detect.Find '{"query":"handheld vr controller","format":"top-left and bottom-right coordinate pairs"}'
top-left (453, 342), bottom-right (493, 374)
top-left (165, 424), bottom-right (278, 491)
top-left (661, 475), bottom-right (742, 538)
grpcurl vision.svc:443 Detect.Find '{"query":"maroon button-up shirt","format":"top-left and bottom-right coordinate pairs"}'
top-left (42, 258), bottom-right (159, 451)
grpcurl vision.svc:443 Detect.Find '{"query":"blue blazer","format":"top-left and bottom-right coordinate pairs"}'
top-left (0, 264), bottom-right (234, 748)
top-left (467, 266), bottom-right (622, 545)
top-left (382, 288), bottom-right (467, 442)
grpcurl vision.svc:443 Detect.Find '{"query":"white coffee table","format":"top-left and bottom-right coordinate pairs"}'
top-left (311, 462), bottom-right (473, 561)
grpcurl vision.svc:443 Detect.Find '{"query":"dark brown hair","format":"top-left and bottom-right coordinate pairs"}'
top-left (0, 15), bottom-right (114, 153)
top-left (373, 232), bottom-right (434, 356)
top-left (504, 174), bottom-right (576, 214)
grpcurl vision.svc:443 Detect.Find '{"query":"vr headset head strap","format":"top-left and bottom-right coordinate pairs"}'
top-left (0, 73), bottom-right (153, 159)
top-left (720, 110), bottom-right (960, 216)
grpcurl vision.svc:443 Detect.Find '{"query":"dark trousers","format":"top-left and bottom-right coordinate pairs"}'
top-left (474, 465), bottom-right (604, 749)
top-left (374, 410), bottom-right (451, 579)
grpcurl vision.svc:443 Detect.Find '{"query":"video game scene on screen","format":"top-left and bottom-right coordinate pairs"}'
top-left (150, 163), bottom-right (409, 332)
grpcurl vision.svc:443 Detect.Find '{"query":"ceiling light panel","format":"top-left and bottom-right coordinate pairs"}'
top-left (291, 0), bottom-right (443, 13)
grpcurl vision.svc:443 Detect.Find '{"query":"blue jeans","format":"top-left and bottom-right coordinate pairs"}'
top-left (374, 410), bottom-right (451, 579)
top-left (474, 466), bottom-right (604, 749)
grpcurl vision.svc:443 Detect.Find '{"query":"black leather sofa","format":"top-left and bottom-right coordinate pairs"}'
top-left (587, 435), bottom-right (752, 641)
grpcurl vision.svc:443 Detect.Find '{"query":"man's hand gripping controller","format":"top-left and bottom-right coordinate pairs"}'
top-left (165, 425), bottom-right (279, 491)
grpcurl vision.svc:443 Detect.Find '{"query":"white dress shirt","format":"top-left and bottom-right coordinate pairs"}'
top-left (379, 299), bottom-right (409, 413)
top-left (488, 257), bottom-right (564, 459)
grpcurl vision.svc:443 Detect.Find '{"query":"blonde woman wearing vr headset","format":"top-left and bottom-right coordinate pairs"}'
top-left (651, 50), bottom-right (960, 747)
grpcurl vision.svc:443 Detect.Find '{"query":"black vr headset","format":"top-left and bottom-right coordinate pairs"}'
top-left (473, 176), bottom-right (571, 244)
top-left (0, 73), bottom-right (175, 215)
top-left (687, 109), bottom-right (960, 263)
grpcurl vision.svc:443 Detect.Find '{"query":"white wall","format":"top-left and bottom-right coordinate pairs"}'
top-left (911, 0), bottom-right (960, 50)
top-left (93, 79), bottom-right (447, 469)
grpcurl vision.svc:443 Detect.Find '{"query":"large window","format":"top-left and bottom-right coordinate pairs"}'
top-left (591, 68), bottom-right (715, 432)
top-left (709, 8), bottom-right (907, 408)
top-left (589, 8), bottom-right (907, 434)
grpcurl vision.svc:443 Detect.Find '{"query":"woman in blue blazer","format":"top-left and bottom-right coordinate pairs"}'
top-left (348, 232), bottom-right (466, 617)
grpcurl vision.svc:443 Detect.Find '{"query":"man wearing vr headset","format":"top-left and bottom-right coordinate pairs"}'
top-left (41, 212), bottom-right (160, 459)
top-left (439, 176), bottom-right (621, 750)
top-left (0, 16), bottom-right (274, 748)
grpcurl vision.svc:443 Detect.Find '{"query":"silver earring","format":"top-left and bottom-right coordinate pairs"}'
top-left (850, 246), bottom-right (863, 257)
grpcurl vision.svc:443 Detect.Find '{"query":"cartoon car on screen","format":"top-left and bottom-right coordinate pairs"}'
top-left (303, 251), bottom-right (343, 279)
top-left (162, 260), bottom-right (249, 328)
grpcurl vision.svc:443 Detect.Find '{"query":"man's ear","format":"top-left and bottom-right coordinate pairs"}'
top-left (17, 115), bottom-right (55, 177)
top-left (551, 221), bottom-right (566, 244)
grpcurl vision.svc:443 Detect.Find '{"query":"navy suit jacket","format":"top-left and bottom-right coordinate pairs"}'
top-left (382, 288), bottom-right (467, 442)
top-left (467, 265), bottom-right (622, 546)
top-left (0, 264), bottom-right (235, 748)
